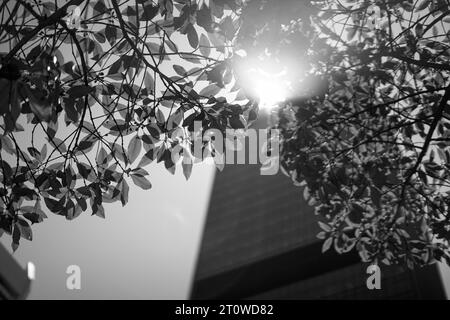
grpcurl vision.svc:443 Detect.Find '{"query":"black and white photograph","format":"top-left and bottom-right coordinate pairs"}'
top-left (0, 0), bottom-right (450, 308)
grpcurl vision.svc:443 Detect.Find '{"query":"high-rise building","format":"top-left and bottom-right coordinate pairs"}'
top-left (190, 114), bottom-right (447, 300)
top-left (0, 243), bottom-right (32, 300)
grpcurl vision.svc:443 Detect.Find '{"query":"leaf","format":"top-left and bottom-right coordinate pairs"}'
top-left (64, 165), bottom-right (74, 189)
top-left (147, 124), bottom-right (161, 141)
top-left (127, 135), bottom-right (142, 164)
top-left (165, 39), bottom-right (178, 52)
top-left (120, 179), bottom-right (129, 206)
top-left (322, 237), bottom-right (333, 253)
top-left (22, 212), bottom-right (42, 224)
top-left (108, 58), bottom-right (123, 75)
top-left (318, 221), bottom-right (331, 232)
top-left (0, 160), bottom-right (12, 182)
top-left (167, 108), bottom-right (184, 129)
top-left (182, 158), bottom-right (193, 180)
top-left (27, 45), bottom-right (42, 62)
top-left (370, 186), bottom-right (381, 207)
top-left (0, 135), bottom-right (15, 155)
top-left (138, 149), bottom-right (155, 167)
top-left (418, 169), bottom-right (428, 183)
top-left (197, 5), bottom-right (213, 32)
top-left (346, 26), bottom-right (357, 41)
top-left (44, 197), bottom-right (62, 214)
top-left (416, 0), bottom-right (431, 11)
top-left (105, 24), bottom-right (118, 45)
top-left (76, 196), bottom-right (87, 211)
top-left (131, 174), bottom-right (152, 190)
top-left (93, 30), bottom-right (106, 43)
top-left (303, 186), bottom-right (310, 200)
top-left (141, 3), bottom-right (159, 20)
top-left (199, 84), bottom-right (221, 97)
top-left (156, 108), bottom-right (165, 123)
top-left (308, 197), bottom-right (317, 206)
top-left (77, 162), bottom-right (91, 179)
top-left (93, 0), bottom-right (107, 14)
top-left (187, 24), bottom-right (199, 48)
top-left (50, 137), bottom-right (67, 154)
top-left (97, 147), bottom-right (108, 166)
top-left (144, 72), bottom-right (155, 91)
top-left (12, 225), bottom-right (20, 252)
top-left (206, 62), bottom-right (227, 87)
top-left (131, 167), bottom-right (149, 176)
top-left (42, 2), bottom-right (56, 12)
top-left (16, 218), bottom-right (32, 241)
top-left (77, 186), bottom-right (92, 197)
top-left (163, 148), bottom-right (176, 175)
top-left (316, 231), bottom-right (326, 240)
top-left (22, 84), bottom-right (52, 122)
top-left (220, 16), bottom-right (235, 40)
top-left (67, 85), bottom-right (93, 98)
top-left (21, 203), bottom-right (46, 224)
top-left (28, 147), bottom-right (40, 159)
top-left (94, 204), bottom-right (105, 218)
top-left (65, 199), bottom-right (78, 220)
top-left (199, 33), bottom-right (211, 56)
top-left (64, 98), bottom-right (79, 123)
top-left (229, 115), bottom-right (244, 129)
top-left (112, 143), bottom-right (128, 164)
top-left (180, 53), bottom-right (201, 63)
top-left (141, 135), bottom-right (154, 148)
top-left (173, 64), bottom-right (187, 76)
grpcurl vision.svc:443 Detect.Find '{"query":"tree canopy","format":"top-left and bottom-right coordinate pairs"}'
top-left (0, 0), bottom-right (253, 251)
top-left (241, 0), bottom-right (450, 267)
top-left (1, 0), bottom-right (450, 268)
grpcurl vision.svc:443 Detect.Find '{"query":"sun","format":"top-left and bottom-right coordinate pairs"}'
top-left (233, 53), bottom-right (290, 110)
top-left (254, 76), bottom-right (287, 110)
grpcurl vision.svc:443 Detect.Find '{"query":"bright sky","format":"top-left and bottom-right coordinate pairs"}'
top-left (1, 162), bottom-right (215, 299)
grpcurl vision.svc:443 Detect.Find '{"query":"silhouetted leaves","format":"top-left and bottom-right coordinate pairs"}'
top-left (141, 3), bottom-right (159, 21)
top-left (67, 85), bottom-right (93, 99)
top-left (128, 135), bottom-right (142, 164)
top-left (187, 24), bottom-right (199, 48)
top-left (199, 34), bottom-right (211, 57)
top-left (261, 0), bottom-right (450, 267)
top-left (199, 84), bottom-right (221, 97)
top-left (131, 174), bottom-right (152, 190)
top-left (182, 157), bottom-right (193, 180)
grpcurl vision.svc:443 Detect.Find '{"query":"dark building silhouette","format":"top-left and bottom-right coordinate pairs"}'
top-left (190, 114), bottom-right (447, 300)
top-left (0, 243), bottom-right (32, 300)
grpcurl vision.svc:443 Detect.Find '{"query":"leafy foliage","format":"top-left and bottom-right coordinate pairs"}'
top-left (238, 0), bottom-right (450, 267)
top-left (2, 0), bottom-right (450, 269)
top-left (0, 0), bottom-right (255, 250)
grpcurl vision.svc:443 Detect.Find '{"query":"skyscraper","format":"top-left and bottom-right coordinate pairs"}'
top-left (0, 243), bottom-right (32, 300)
top-left (190, 114), bottom-right (447, 300)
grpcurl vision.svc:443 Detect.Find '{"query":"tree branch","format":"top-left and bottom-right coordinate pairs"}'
top-left (385, 51), bottom-right (450, 72)
top-left (392, 84), bottom-right (450, 227)
top-left (2, 0), bottom-right (83, 63)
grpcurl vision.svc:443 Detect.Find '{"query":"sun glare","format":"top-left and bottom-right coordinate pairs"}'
top-left (254, 76), bottom-right (287, 110)
top-left (234, 53), bottom-right (292, 110)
